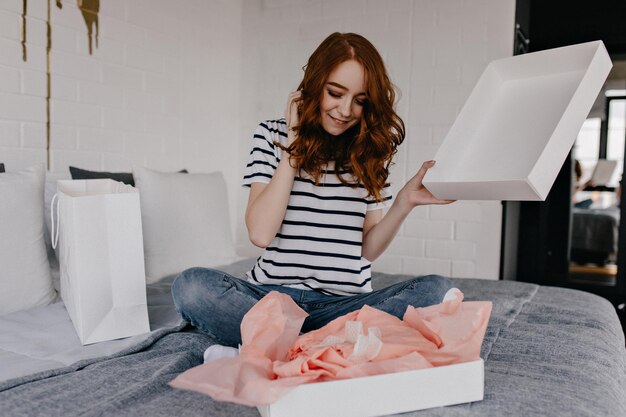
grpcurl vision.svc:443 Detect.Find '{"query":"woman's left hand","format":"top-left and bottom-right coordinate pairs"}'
top-left (361, 160), bottom-right (454, 261)
top-left (396, 160), bottom-right (455, 209)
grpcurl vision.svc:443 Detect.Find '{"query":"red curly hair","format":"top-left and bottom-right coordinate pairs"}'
top-left (278, 32), bottom-right (405, 202)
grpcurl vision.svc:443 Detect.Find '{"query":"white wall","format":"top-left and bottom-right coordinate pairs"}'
top-left (238, 0), bottom-right (516, 280)
top-left (1, 0), bottom-right (516, 280)
top-left (0, 0), bottom-right (243, 218)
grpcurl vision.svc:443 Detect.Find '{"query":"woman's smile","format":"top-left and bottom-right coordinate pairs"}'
top-left (328, 113), bottom-right (352, 125)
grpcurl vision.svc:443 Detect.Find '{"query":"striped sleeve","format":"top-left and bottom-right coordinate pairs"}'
top-left (242, 120), bottom-right (285, 187)
top-left (366, 183), bottom-right (393, 211)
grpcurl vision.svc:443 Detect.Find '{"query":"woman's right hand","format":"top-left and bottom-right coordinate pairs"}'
top-left (285, 91), bottom-right (302, 146)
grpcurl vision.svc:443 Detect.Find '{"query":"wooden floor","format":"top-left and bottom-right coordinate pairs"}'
top-left (568, 263), bottom-right (617, 286)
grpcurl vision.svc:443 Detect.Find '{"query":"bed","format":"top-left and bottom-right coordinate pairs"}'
top-left (1, 166), bottom-right (625, 416)
top-left (0, 257), bottom-right (625, 417)
top-left (571, 206), bottom-right (620, 265)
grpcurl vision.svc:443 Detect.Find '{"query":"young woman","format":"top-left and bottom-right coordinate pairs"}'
top-left (172, 32), bottom-right (454, 347)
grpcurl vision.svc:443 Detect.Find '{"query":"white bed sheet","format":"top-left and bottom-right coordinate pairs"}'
top-left (0, 276), bottom-right (184, 384)
top-left (0, 258), bottom-right (251, 385)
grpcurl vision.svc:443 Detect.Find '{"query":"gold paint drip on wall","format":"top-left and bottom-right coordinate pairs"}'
top-left (20, 0), bottom-right (101, 169)
top-left (21, 0), bottom-right (27, 61)
top-left (78, 0), bottom-right (100, 55)
top-left (45, 0), bottom-right (60, 169)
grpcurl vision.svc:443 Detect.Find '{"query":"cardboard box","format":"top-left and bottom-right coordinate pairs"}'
top-left (257, 359), bottom-right (484, 417)
top-left (422, 41), bottom-right (612, 201)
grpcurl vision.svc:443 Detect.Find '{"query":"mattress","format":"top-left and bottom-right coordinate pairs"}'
top-left (0, 259), bottom-right (624, 417)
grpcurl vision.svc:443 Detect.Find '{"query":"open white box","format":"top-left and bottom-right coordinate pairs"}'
top-left (257, 359), bottom-right (484, 417)
top-left (423, 41), bottom-right (612, 201)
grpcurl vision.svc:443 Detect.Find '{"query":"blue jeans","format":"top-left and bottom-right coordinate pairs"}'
top-left (171, 267), bottom-right (453, 347)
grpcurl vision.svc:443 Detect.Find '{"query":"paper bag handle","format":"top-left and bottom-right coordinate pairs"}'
top-left (51, 193), bottom-right (60, 249)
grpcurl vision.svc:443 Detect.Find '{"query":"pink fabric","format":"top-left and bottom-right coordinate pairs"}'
top-left (170, 290), bottom-right (492, 407)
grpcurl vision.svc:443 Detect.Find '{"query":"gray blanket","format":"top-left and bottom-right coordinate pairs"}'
top-left (1, 272), bottom-right (625, 417)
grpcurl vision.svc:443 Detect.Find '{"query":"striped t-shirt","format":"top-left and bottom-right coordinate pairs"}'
top-left (242, 119), bottom-right (392, 295)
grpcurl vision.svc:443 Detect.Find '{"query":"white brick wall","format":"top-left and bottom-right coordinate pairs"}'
top-left (238, 0), bottom-right (516, 280)
top-left (1, 0), bottom-right (515, 280)
top-left (0, 0), bottom-right (243, 231)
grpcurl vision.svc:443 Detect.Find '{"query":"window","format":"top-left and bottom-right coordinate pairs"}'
top-left (606, 98), bottom-right (625, 187)
top-left (572, 92), bottom-right (626, 189)
top-left (573, 118), bottom-right (601, 182)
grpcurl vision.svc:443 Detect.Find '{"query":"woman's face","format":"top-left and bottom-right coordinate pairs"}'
top-left (319, 59), bottom-right (367, 136)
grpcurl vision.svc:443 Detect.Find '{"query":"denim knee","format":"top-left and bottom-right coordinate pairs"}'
top-left (171, 267), bottom-right (226, 318)
top-left (419, 274), bottom-right (453, 289)
top-left (171, 267), bottom-right (263, 347)
top-left (420, 274), bottom-right (454, 302)
top-left (371, 274), bottom-right (454, 317)
top-left (401, 274), bottom-right (453, 306)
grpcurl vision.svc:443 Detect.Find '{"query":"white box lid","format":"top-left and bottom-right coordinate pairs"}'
top-left (258, 359), bottom-right (484, 417)
top-left (423, 41), bottom-right (612, 201)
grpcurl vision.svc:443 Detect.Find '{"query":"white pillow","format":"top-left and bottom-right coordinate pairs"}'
top-left (133, 167), bottom-right (237, 283)
top-left (0, 165), bottom-right (57, 315)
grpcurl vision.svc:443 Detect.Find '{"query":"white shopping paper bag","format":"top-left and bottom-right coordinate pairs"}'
top-left (51, 179), bottom-right (150, 345)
